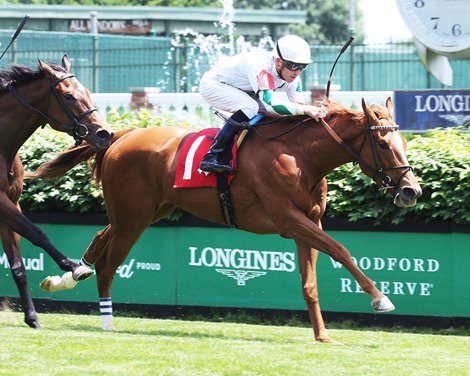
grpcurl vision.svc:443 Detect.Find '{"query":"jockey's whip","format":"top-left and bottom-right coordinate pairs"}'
top-left (0, 15), bottom-right (30, 61)
top-left (325, 35), bottom-right (354, 98)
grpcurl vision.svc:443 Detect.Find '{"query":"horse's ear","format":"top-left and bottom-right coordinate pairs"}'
top-left (385, 97), bottom-right (394, 118)
top-left (62, 54), bottom-right (71, 72)
top-left (361, 98), bottom-right (378, 124)
top-left (38, 59), bottom-right (58, 80)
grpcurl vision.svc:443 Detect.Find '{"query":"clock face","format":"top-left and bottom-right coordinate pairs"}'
top-left (396, 0), bottom-right (470, 53)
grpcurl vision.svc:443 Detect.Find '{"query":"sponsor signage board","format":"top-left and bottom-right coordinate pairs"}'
top-left (394, 90), bottom-right (470, 131)
top-left (69, 19), bottom-right (152, 35)
top-left (1, 223), bottom-right (469, 317)
top-left (0, 224), bottom-right (176, 305)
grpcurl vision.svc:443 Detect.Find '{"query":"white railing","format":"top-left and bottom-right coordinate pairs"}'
top-left (91, 91), bottom-right (394, 120)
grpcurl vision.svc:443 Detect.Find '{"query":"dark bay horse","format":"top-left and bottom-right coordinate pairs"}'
top-left (0, 55), bottom-right (114, 328)
top-left (30, 97), bottom-right (421, 342)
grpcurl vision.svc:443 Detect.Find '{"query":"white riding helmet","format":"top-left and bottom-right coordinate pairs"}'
top-left (273, 35), bottom-right (313, 64)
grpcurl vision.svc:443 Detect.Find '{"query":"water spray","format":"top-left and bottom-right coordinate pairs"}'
top-left (0, 15), bottom-right (30, 61)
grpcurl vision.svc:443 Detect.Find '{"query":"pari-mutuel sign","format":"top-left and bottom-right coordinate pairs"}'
top-left (394, 89), bottom-right (470, 131)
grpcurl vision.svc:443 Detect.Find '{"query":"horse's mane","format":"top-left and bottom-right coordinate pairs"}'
top-left (0, 63), bottom-right (66, 93)
top-left (324, 99), bottom-right (362, 123)
top-left (257, 99), bottom-right (364, 131)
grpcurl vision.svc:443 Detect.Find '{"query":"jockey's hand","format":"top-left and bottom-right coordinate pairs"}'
top-left (301, 104), bottom-right (326, 121)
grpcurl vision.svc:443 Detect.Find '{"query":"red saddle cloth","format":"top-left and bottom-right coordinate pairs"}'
top-left (173, 128), bottom-right (238, 188)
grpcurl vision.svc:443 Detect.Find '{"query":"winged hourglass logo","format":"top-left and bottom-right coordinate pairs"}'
top-left (438, 114), bottom-right (470, 126)
top-left (216, 269), bottom-right (267, 286)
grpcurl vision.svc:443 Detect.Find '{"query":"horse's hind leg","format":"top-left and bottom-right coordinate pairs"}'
top-left (81, 225), bottom-right (111, 266)
top-left (93, 221), bottom-right (152, 330)
top-left (296, 241), bottom-right (338, 343)
top-left (0, 225), bottom-right (40, 328)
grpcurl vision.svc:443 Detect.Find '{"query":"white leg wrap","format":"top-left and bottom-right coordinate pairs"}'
top-left (80, 257), bottom-right (92, 267)
top-left (100, 297), bottom-right (114, 330)
top-left (39, 272), bottom-right (78, 292)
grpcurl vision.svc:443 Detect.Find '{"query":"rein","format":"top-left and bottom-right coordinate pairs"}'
top-left (251, 118), bottom-right (307, 139)
top-left (216, 111), bottom-right (306, 139)
top-left (319, 118), bottom-right (412, 192)
top-left (245, 113), bottom-right (411, 193)
top-left (8, 74), bottom-right (97, 145)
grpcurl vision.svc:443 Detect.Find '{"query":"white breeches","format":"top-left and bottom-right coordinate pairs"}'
top-left (199, 76), bottom-right (261, 119)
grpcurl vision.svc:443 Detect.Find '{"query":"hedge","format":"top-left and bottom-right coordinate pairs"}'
top-left (19, 110), bottom-right (470, 225)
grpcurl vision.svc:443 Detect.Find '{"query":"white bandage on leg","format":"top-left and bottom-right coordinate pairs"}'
top-left (99, 297), bottom-right (114, 330)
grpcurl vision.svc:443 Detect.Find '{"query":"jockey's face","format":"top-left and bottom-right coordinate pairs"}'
top-left (275, 58), bottom-right (303, 83)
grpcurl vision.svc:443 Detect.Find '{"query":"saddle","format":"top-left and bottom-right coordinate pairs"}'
top-left (173, 127), bottom-right (246, 228)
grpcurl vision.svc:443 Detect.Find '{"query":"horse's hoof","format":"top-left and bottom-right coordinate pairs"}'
top-left (72, 265), bottom-right (95, 281)
top-left (372, 295), bottom-right (395, 312)
top-left (316, 337), bottom-right (343, 345)
top-left (39, 272), bottom-right (78, 292)
top-left (26, 318), bottom-right (42, 329)
top-left (39, 275), bottom-right (60, 292)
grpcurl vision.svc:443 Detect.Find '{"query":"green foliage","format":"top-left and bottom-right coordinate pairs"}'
top-left (19, 110), bottom-right (470, 225)
top-left (20, 130), bottom-right (105, 213)
top-left (287, 0), bottom-right (362, 44)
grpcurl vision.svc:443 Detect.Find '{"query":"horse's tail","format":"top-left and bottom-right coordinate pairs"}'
top-left (25, 128), bottom-right (135, 184)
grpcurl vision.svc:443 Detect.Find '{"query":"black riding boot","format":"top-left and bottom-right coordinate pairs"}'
top-left (200, 110), bottom-right (249, 174)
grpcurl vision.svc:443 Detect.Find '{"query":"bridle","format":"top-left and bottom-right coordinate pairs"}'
top-left (319, 117), bottom-right (413, 194)
top-left (8, 74), bottom-right (98, 145)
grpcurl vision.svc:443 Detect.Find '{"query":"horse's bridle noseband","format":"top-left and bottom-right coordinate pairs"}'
top-left (8, 74), bottom-right (98, 145)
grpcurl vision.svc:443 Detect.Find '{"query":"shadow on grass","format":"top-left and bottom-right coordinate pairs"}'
top-left (41, 321), bottom-right (278, 343)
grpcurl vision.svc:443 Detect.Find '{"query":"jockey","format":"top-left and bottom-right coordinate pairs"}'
top-left (199, 34), bottom-right (326, 174)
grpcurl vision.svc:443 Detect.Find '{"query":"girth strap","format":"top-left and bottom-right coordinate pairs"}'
top-left (216, 173), bottom-right (238, 228)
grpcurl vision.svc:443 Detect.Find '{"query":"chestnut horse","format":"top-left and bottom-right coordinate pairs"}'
top-left (31, 97), bottom-right (421, 342)
top-left (0, 55), bottom-right (114, 328)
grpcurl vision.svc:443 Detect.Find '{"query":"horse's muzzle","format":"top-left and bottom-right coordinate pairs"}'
top-left (90, 128), bottom-right (114, 150)
top-left (393, 185), bottom-right (422, 208)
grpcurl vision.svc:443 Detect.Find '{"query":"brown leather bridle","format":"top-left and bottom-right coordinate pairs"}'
top-left (8, 74), bottom-right (97, 145)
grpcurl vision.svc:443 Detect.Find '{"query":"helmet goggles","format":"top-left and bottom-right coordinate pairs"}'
top-left (282, 60), bottom-right (308, 71)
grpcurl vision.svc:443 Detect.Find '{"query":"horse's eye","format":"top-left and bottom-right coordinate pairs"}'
top-left (64, 93), bottom-right (75, 101)
top-left (378, 141), bottom-right (389, 150)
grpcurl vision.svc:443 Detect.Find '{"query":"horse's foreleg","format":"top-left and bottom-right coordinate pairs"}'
top-left (281, 212), bottom-right (394, 313)
top-left (0, 194), bottom-right (93, 283)
top-left (39, 225), bottom-right (112, 292)
top-left (321, 236), bottom-right (394, 312)
top-left (296, 241), bottom-right (338, 343)
top-left (0, 225), bottom-right (40, 328)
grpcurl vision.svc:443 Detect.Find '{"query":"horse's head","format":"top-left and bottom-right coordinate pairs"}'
top-left (37, 55), bottom-right (113, 149)
top-left (359, 97), bottom-right (422, 208)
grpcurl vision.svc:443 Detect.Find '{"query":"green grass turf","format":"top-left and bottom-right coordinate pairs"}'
top-left (0, 311), bottom-right (469, 376)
